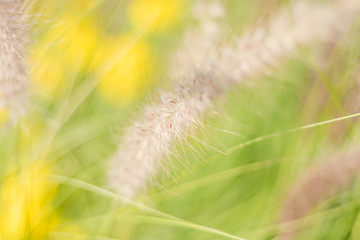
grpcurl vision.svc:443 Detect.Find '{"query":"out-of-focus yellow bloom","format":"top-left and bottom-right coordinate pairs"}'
top-left (96, 34), bottom-right (154, 104)
top-left (32, 15), bottom-right (152, 104)
top-left (0, 108), bottom-right (10, 127)
top-left (70, 0), bottom-right (97, 9)
top-left (0, 163), bottom-right (59, 239)
top-left (32, 16), bottom-right (99, 99)
top-left (0, 162), bottom-right (86, 240)
top-left (127, 0), bottom-right (185, 32)
top-left (32, 0), bottom-right (170, 105)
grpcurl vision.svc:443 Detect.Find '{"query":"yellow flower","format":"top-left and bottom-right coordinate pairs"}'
top-left (0, 163), bottom-right (59, 239)
top-left (32, 17), bottom-right (99, 99)
top-left (96, 34), bottom-right (154, 104)
top-left (0, 107), bottom-right (10, 127)
top-left (0, 162), bottom-right (87, 240)
top-left (127, 0), bottom-right (185, 33)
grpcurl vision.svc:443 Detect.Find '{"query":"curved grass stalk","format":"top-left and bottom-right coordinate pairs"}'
top-left (50, 175), bottom-right (247, 240)
top-left (225, 112), bottom-right (360, 154)
top-left (149, 112), bottom-right (360, 192)
top-left (152, 158), bottom-right (279, 201)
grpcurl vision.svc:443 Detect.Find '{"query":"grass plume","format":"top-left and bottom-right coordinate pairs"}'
top-left (278, 147), bottom-right (360, 239)
top-left (108, 0), bottom-right (360, 199)
top-left (0, 0), bottom-right (31, 124)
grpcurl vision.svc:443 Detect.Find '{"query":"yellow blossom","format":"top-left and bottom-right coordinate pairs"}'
top-left (96, 34), bottom-right (154, 104)
top-left (127, 0), bottom-right (185, 33)
top-left (0, 163), bottom-right (59, 239)
top-left (32, 16), bottom-right (99, 99)
top-left (0, 162), bottom-right (87, 240)
top-left (0, 108), bottom-right (10, 127)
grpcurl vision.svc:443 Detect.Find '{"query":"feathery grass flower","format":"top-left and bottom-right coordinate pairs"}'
top-left (278, 147), bottom-right (360, 239)
top-left (108, 0), bottom-right (360, 199)
top-left (0, 0), bottom-right (31, 123)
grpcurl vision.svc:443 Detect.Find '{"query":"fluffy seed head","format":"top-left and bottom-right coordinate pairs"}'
top-left (108, 0), bottom-right (360, 199)
top-left (0, 0), bottom-right (31, 123)
top-left (278, 147), bottom-right (360, 239)
top-left (108, 67), bottom-right (228, 199)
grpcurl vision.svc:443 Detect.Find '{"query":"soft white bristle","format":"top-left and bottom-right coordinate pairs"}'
top-left (108, 0), bottom-right (360, 199)
top-left (0, 0), bottom-right (31, 122)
